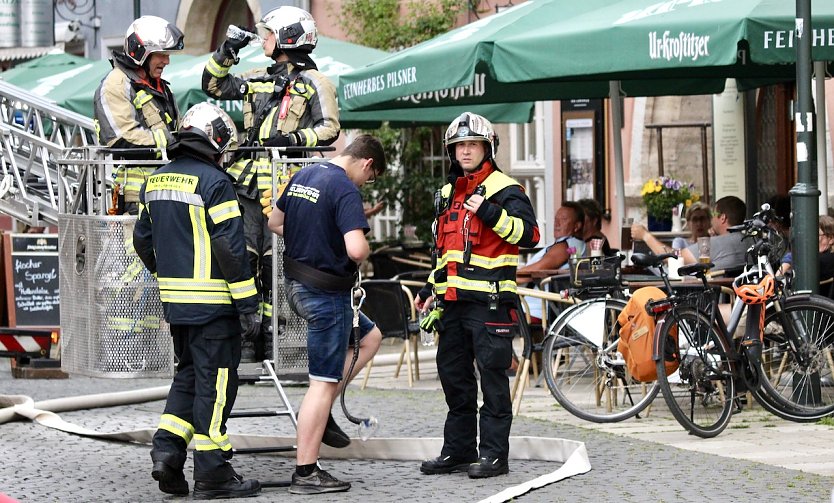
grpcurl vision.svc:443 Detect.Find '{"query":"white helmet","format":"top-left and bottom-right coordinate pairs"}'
top-left (444, 112), bottom-right (499, 162)
top-left (178, 103), bottom-right (238, 154)
top-left (124, 16), bottom-right (184, 66)
top-left (257, 6), bottom-right (317, 53)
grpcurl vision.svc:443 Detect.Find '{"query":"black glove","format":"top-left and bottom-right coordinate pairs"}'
top-left (264, 132), bottom-right (300, 148)
top-left (222, 25), bottom-right (253, 63)
top-left (239, 312), bottom-right (261, 341)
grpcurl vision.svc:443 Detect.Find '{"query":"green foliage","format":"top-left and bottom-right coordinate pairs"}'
top-left (337, 0), bottom-right (463, 50)
top-left (342, 1), bottom-right (461, 244)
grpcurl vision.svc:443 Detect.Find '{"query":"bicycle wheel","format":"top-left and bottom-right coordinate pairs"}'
top-left (656, 307), bottom-right (735, 438)
top-left (543, 297), bottom-right (659, 423)
top-left (753, 294), bottom-right (834, 421)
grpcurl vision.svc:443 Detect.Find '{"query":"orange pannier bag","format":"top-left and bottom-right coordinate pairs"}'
top-left (616, 286), bottom-right (679, 382)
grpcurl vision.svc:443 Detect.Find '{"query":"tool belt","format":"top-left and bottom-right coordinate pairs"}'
top-left (283, 255), bottom-right (357, 292)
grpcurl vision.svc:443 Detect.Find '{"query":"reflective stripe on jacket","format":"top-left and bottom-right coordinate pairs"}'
top-left (202, 51), bottom-right (340, 197)
top-left (429, 165), bottom-right (540, 305)
top-left (93, 52), bottom-right (179, 201)
top-left (133, 154), bottom-right (258, 324)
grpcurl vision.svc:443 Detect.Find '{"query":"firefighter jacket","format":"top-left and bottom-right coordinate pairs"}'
top-left (94, 51), bottom-right (179, 202)
top-left (426, 162), bottom-right (540, 305)
top-left (133, 152), bottom-right (259, 325)
top-left (202, 51), bottom-right (340, 198)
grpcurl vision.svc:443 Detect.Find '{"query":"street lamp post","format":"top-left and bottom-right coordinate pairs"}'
top-left (790, 0), bottom-right (819, 293)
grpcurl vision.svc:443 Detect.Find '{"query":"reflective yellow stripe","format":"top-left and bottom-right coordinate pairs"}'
top-left (132, 90), bottom-right (152, 108)
top-left (190, 206), bottom-right (211, 279)
top-left (193, 433), bottom-right (230, 451)
top-left (259, 108), bottom-right (278, 142)
top-left (158, 414), bottom-right (194, 442)
top-left (445, 276), bottom-right (517, 294)
top-left (289, 82), bottom-right (315, 100)
top-left (159, 290), bottom-right (233, 304)
top-left (152, 128), bottom-right (168, 150)
top-left (120, 258), bottom-right (145, 283)
top-left (208, 368), bottom-right (232, 451)
top-left (297, 128), bottom-right (317, 147)
top-left (261, 302), bottom-right (272, 317)
top-left (441, 250), bottom-right (518, 269)
top-left (158, 278), bottom-right (229, 290)
top-left (164, 112), bottom-right (172, 124)
top-left (228, 278), bottom-right (257, 300)
top-left (205, 56), bottom-right (230, 78)
top-left (492, 209), bottom-right (524, 244)
top-left (247, 82), bottom-right (275, 94)
top-left (208, 200), bottom-right (241, 224)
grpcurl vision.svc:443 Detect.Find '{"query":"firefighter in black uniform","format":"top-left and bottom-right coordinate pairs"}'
top-left (133, 102), bottom-right (261, 499)
top-left (416, 112), bottom-right (540, 479)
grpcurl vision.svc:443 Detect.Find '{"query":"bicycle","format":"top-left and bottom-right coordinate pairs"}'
top-left (540, 254), bottom-right (662, 423)
top-left (641, 204), bottom-right (834, 438)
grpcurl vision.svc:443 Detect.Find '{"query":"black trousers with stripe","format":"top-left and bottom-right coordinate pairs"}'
top-left (151, 316), bottom-right (241, 481)
top-left (436, 301), bottom-right (515, 461)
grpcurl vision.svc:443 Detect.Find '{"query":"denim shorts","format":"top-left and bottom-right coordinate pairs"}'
top-left (286, 280), bottom-right (375, 382)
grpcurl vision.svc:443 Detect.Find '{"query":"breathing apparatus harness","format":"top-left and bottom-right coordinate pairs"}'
top-left (340, 272), bottom-right (379, 440)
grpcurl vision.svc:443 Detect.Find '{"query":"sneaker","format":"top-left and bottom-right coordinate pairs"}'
top-left (468, 457), bottom-right (509, 479)
top-left (321, 413), bottom-right (351, 448)
top-left (151, 461), bottom-right (189, 496)
top-left (288, 469), bottom-right (350, 495)
top-left (420, 455), bottom-right (476, 475)
top-left (193, 477), bottom-right (261, 500)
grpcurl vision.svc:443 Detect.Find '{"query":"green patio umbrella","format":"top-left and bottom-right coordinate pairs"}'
top-left (492, 0), bottom-right (834, 85)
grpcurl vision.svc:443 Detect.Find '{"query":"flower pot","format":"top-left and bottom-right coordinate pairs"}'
top-left (647, 215), bottom-right (673, 232)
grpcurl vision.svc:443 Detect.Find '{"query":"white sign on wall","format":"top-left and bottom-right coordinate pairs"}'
top-left (712, 78), bottom-right (746, 201)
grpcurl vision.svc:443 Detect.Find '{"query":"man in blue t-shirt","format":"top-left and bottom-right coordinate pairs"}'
top-left (268, 134), bottom-right (386, 495)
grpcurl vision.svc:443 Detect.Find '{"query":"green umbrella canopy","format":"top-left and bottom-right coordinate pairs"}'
top-left (162, 36), bottom-right (533, 126)
top-left (339, 0), bottom-right (834, 112)
top-left (492, 0), bottom-right (834, 85)
top-left (338, 0), bottom-right (631, 112)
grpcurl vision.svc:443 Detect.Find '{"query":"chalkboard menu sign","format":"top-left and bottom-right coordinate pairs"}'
top-left (4, 233), bottom-right (60, 327)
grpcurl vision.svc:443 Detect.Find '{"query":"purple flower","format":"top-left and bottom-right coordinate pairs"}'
top-left (566, 246), bottom-right (577, 256)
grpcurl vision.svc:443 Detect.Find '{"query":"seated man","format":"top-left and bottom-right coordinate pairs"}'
top-left (518, 201), bottom-right (586, 324)
top-left (632, 196), bottom-right (747, 273)
top-left (578, 198), bottom-right (614, 256)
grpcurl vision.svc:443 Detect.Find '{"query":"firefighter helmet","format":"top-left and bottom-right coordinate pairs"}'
top-left (256, 6), bottom-right (318, 52)
top-left (444, 112), bottom-right (499, 162)
top-left (178, 103), bottom-right (238, 154)
top-left (124, 16), bottom-right (184, 66)
top-left (732, 269), bottom-right (775, 305)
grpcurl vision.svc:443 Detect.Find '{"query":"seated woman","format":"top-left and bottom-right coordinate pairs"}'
top-left (780, 214), bottom-right (834, 286)
top-left (671, 202), bottom-right (711, 250)
top-left (578, 198), bottom-right (614, 256)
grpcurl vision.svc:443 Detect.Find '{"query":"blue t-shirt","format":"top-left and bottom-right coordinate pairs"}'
top-left (277, 162), bottom-right (369, 277)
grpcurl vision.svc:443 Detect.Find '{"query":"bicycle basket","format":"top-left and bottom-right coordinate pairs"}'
top-left (569, 255), bottom-right (622, 289)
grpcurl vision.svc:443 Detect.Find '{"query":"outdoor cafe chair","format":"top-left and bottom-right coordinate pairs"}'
top-left (359, 279), bottom-right (421, 389)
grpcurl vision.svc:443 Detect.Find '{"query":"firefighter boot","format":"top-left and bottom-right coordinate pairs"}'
top-left (151, 460), bottom-right (189, 496)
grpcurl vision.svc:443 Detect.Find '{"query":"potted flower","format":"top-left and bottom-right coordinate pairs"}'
top-left (640, 176), bottom-right (699, 231)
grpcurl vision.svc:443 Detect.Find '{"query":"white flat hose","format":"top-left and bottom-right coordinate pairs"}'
top-left (0, 388), bottom-right (590, 502)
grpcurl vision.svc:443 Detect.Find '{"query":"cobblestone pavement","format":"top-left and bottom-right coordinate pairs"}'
top-left (1, 353), bottom-right (833, 502)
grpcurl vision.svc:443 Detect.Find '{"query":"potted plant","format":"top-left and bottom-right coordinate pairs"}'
top-left (640, 176), bottom-right (699, 231)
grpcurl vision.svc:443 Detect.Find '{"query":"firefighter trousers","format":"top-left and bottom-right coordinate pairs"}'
top-left (240, 196), bottom-right (273, 356)
top-left (436, 301), bottom-right (516, 461)
top-left (151, 316), bottom-right (241, 481)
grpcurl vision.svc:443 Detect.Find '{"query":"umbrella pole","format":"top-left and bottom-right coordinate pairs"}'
top-left (609, 81), bottom-right (626, 241)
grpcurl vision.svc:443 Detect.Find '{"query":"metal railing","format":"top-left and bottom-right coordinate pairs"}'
top-left (0, 80), bottom-right (103, 226)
